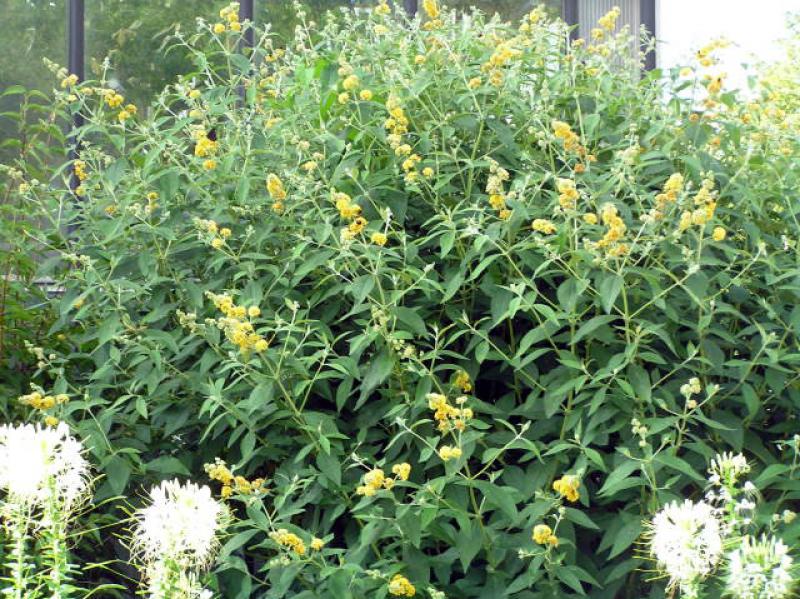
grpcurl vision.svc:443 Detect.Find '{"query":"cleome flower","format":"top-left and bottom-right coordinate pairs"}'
top-left (650, 499), bottom-right (723, 596)
top-left (132, 479), bottom-right (229, 569)
top-left (708, 452), bottom-right (750, 487)
top-left (725, 535), bottom-right (794, 599)
top-left (0, 422), bottom-right (90, 512)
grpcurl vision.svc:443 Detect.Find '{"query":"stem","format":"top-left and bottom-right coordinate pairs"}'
top-left (4, 502), bottom-right (33, 599)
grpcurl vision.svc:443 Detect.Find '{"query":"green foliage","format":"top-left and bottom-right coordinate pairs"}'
top-left (0, 85), bottom-right (63, 408)
top-left (18, 2), bottom-right (800, 597)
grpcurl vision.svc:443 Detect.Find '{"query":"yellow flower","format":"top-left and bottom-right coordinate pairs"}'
top-left (117, 109), bottom-right (131, 123)
top-left (338, 92), bottom-right (350, 104)
top-left (371, 232), bottom-right (388, 246)
top-left (712, 226), bottom-right (726, 241)
top-left (454, 370), bottom-right (472, 392)
top-left (213, 22), bottom-right (226, 34)
top-left (414, 54), bottom-right (426, 65)
top-left (211, 237), bottom-right (224, 249)
top-left (553, 474), bottom-right (581, 502)
top-left (598, 6), bottom-right (620, 31)
top-left (266, 174), bottom-right (287, 201)
top-left (422, 0), bottom-right (439, 19)
top-left (203, 159), bottom-right (217, 170)
top-left (230, 21), bottom-right (241, 32)
top-left (531, 219), bottom-right (556, 234)
top-left (270, 529), bottom-right (306, 555)
top-left (391, 462), bottom-right (411, 481)
top-left (342, 74), bottom-right (360, 91)
top-left (422, 167), bottom-right (434, 178)
top-left (375, 2), bottom-right (391, 15)
top-left (556, 178), bottom-right (579, 210)
top-left (532, 524), bottom-right (553, 545)
top-left (254, 339), bottom-right (269, 352)
top-left (468, 77), bottom-right (482, 89)
top-left (44, 416), bottom-right (60, 427)
top-left (438, 445), bottom-right (462, 461)
top-left (60, 74), bottom-right (79, 88)
top-left (583, 212), bottom-right (598, 225)
top-left (310, 537), bottom-right (325, 551)
top-left (388, 574), bottom-right (416, 597)
top-left (360, 89), bottom-right (374, 101)
top-left (680, 67), bottom-right (693, 78)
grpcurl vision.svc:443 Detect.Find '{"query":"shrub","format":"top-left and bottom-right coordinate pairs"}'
top-left (19, 2), bottom-right (800, 596)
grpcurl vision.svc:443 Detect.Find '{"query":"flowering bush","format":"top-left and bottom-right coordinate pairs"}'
top-left (15, 1), bottom-right (800, 597)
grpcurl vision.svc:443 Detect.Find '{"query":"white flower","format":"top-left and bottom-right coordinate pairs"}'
top-left (133, 479), bottom-right (228, 568)
top-left (708, 452), bottom-right (750, 486)
top-left (726, 536), bottom-right (794, 599)
top-left (650, 500), bottom-right (723, 594)
top-left (0, 423), bottom-right (90, 511)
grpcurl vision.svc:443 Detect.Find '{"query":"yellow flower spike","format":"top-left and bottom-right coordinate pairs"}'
top-left (359, 89), bottom-right (374, 101)
top-left (44, 416), bottom-right (60, 427)
top-left (454, 370), bottom-right (472, 393)
top-left (371, 232), bottom-right (388, 246)
top-left (213, 22), bottom-right (226, 34)
top-left (712, 226), bottom-right (726, 241)
top-left (438, 445), bottom-right (462, 461)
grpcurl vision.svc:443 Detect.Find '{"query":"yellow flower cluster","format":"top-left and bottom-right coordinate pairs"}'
top-left (388, 574), bottom-right (416, 597)
top-left (696, 39), bottom-right (729, 67)
top-left (712, 226), bottom-right (726, 241)
top-left (73, 159), bottom-right (88, 182)
top-left (486, 159), bottom-right (511, 219)
top-left (596, 203), bottom-right (627, 256)
top-left (18, 390), bottom-right (69, 412)
top-left (266, 173), bottom-right (287, 213)
top-left (270, 529), bottom-right (308, 555)
top-left (427, 393), bottom-right (473, 433)
top-left (117, 103), bottom-right (137, 124)
top-left (194, 218), bottom-right (231, 250)
top-left (454, 370), bottom-right (472, 393)
top-left (194, 130), bottom-right (218, 160)
top-left (482, 40), bottom-right (522, 87)
top-left (207, 292), bottom-right (269, 353)
top-left (678, 178), bottom-right (717, 232)
top-left (356, 463), bottom-right (412, 496)
top-left (60, 73), bottom-right (79, 88)
top-left (438, 445), bottom-right (462, 461)
top-left (204, 458), bottom-right (266, 499)
top-left (531, 218), bottom-right (556, 234)
top-left (213, 3), bottom-right (242, 34)
top-left (705, 73), bottom-right (726, 96)
top-left (385, 95), bottom-right (409, 143)
top-left (551, 120), bottom-right (584, 155)
top-left (591, 6), bottom-right (620, 39)
top-left (371, 231), bottom-right (388, 246)
top-left (532, 524), bottom-right (559, 546)
top-left (654, 172), bottom-right (684, 216)
top-left (556, 178), bottom-right (579, 210)
top-left (103, 88), bottom-right (125, 109)
top-left (553, 474), bottom-right (581, 502)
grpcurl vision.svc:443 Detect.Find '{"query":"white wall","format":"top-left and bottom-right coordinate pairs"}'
top-left (657, 0), bottom-right (798, 91)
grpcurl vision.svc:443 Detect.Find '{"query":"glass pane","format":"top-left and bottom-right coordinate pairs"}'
top-left (447, 0), bottom-right (561, 21)
top-left (259, 0), bottom-right (379, 39)
top-left (85, 0), bottom-right (219, 108)
top-left (0, 0), bottom-right (66, 155)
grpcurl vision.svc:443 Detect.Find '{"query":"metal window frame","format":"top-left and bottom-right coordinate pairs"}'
top-left (67, 0), bottom-right (84, 195)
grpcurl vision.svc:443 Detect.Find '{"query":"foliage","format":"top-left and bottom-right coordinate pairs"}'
top-left (0, 85), bottom-right (63, 409)
top-left (16, 2), bottom-right (800, 597)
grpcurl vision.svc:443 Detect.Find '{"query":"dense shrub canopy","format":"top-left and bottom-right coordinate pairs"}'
top-left (16, 2), bottom-right (800, 597)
